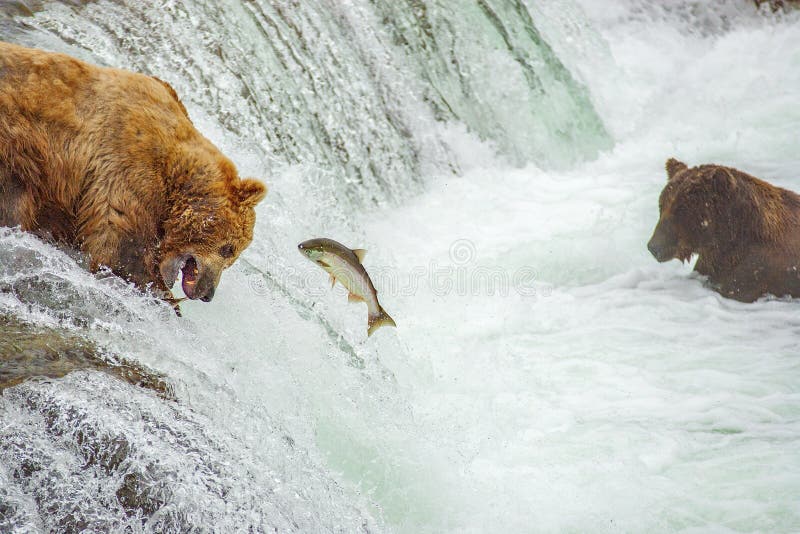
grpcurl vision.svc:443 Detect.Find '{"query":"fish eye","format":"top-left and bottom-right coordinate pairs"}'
top-left (219, 244), bottom-right (235, 258)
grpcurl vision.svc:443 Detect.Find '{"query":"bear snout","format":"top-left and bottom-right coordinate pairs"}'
top-left (647, 218), bottom-right (681, 263)
top-left (183, 259), bottom-right (219, 302)
top-left (160, 253), bottom-right (221, 302)
top-left (647, 238), bottom-right (662, 260)
top-left (647, 235), bottom-right (673, 263)
top-left (200, 285), bottom-right (215, 302)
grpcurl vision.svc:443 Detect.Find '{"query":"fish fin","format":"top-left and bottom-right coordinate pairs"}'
top-left (329, 274), bottom-right (336, 288)
top-left (353, 249), bottom-right (367, 263)
top-left (367, 306), bottom-right (396, 337)
top-left (348, 292), bottom-right (364, 303)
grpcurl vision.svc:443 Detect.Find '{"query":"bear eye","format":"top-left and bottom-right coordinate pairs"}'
top-left (219, 244), bottom-right (235, 258)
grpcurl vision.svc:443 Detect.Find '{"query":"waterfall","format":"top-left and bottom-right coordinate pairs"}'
top-left (7, 0), bottom-right (609, 204)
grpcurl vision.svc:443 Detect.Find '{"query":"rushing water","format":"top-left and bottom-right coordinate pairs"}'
top-left (1, 0), bottom-right (799, 532)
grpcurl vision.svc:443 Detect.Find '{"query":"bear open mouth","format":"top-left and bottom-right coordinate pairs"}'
top-left (181, 256), bottom-right (199, 296)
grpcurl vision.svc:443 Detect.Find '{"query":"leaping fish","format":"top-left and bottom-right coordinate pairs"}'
top-left (298, 238), bottom-right (396, 337)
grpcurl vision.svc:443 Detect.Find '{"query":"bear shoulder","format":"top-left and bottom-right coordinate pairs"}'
top-left (150, 76), bottom-right (191, 120)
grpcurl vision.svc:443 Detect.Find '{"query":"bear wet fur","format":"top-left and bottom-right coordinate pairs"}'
top-left (648, 158), bottom-right (800, 302)
top-left (0, 42), bottom-right (266, 303)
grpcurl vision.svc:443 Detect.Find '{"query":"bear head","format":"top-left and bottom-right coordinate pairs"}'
top-left (158, 160), bottom-right (267, 302)
top-left (647, 158), bottom-right (764, 265)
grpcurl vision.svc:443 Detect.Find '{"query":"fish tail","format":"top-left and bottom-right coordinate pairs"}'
top-left (367, 306), bottom-right (396, 337)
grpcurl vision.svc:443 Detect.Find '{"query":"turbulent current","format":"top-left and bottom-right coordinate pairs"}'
top-left (1, 0), bottom-right (799, 532)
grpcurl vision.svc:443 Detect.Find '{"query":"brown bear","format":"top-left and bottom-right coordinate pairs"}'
top-left (0, 42), bottom-right (266, 304)
top-left (648, 158), bottom-right (800, 302)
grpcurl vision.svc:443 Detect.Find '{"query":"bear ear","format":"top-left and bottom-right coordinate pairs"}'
top-left (235, 178), bottom-right (268, 208)
top-left (665, 158), bottom-right (688, 181)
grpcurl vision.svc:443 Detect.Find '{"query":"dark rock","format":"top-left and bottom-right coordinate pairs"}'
top-left (0, 314), bottom-right (174, 399)
top-left (116, 471), bottom-right (166, 518)
top-left (754, 0), bottom-right (800, 11)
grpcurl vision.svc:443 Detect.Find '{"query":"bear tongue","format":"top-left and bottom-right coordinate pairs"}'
top-left (181, 256), bottom-right (199, 296)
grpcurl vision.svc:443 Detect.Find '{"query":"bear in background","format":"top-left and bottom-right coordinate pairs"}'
top-left (0, 42), bottom-right (266, 304)
top-left (648, 158), bottom-right (800, 302)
